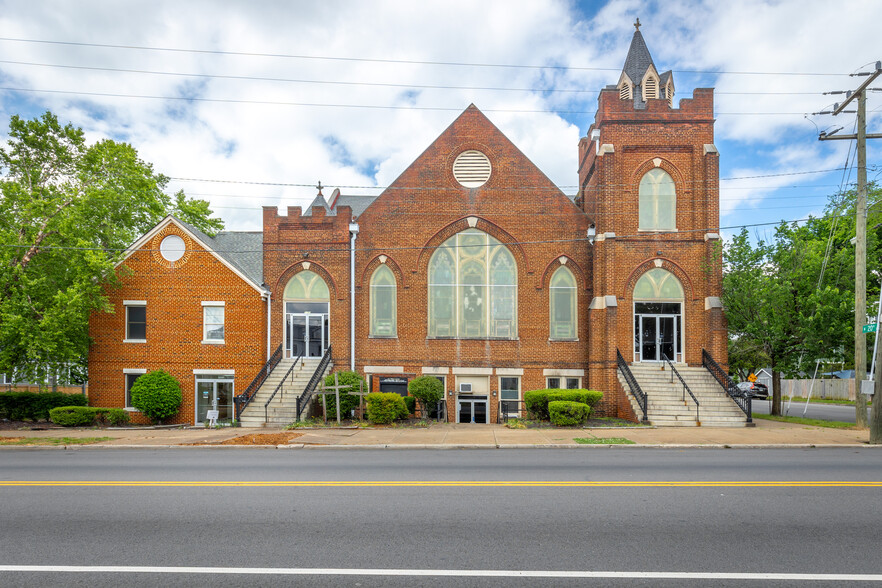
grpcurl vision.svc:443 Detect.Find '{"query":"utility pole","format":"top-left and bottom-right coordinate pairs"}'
top-left (819, 61), bottom-right (881, 433)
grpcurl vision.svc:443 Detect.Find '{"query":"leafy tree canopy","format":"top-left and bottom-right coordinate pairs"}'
top-left (0, 111), bottom-right (224, 378)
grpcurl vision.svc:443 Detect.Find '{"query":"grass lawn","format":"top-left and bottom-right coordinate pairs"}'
top-left (0, 436), bottom-right (112, 446)
top-left (574, 437), bottom-right (636, 445)
top-left (752, 414), bottom-right (855, 429)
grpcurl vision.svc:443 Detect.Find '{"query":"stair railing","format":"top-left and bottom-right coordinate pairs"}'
top-left (702, 348), bottom-right (752, 423)
top-left (661, 353), bottom-right (700, 424)
top-left (296, 345), bottom-right (333, 421)
top-left (234, 344), bottom-right (282, 420)
top-left (616, 349), bottom-right (648, 423)
top-left (264, 351), bottom-right (303, 424)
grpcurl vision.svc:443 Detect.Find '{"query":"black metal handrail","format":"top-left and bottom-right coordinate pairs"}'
top-left (296, 345), bottom-right (333, 421)
top-left (498, 399), bottom-right (525, 423)
top-left (702, 348), bottom-right (752, 422)
top-left (234, 343), bottom-right (282, 420)
top-left (661, 353), bottom-right (700, 424)
top-left (264, 352), bottom-right (303, 423)
top-left (617, 348), bottom-right (648, 423)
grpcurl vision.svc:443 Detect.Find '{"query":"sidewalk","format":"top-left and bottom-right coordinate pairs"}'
top-left (0, 418), bottom-right (874, 448)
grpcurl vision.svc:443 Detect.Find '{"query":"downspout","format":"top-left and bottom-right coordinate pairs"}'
top-left (349, 222), bottom-right (360, 371)
top-left (264, 289), bottom-right (271, 361)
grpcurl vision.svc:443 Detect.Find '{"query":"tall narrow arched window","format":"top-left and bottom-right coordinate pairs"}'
top-left (428, 229), bottom-right (517, 338)
top-left (639, 168), bottom-right (676, 230)
top-left (549, 266), bottom-right (577, 340)
top-left (370, 265), bottom-right (397, 337)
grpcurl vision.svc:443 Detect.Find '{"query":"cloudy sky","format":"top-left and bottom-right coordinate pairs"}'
top-left (0, 0), bottom-right (880, 237)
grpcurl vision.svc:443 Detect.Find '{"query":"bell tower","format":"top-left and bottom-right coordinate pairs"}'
top-left (578, 22), bottom-right (727, 420)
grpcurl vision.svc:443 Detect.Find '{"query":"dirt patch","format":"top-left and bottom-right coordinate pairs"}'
top-left (0, 420), bottom-right (65, 431)
top-left (217, 432), bottom-right (303, 445)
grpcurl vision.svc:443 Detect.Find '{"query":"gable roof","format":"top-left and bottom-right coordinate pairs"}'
top-left (622, 29), bottom-right (655, 89)
top-left (117, 215), bottom-right (266, 294)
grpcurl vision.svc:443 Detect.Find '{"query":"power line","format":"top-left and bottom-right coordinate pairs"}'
top-left (0, 59), bottom-right (828, 96)
top-left (0, 37), bottom-right (853, 77)
top-left (0, 86), bottom-right (815, 116)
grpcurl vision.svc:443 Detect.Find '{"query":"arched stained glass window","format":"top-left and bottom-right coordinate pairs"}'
top-left (633, 268), bottom-right (684, 300)
top-left (549, 267), bottom-right (577, 339)
top-left (284, 270), bottom-right (329, 300)
top-left (639, 168), bottom-right (676, 230)
top-left (428, 229), bottom-right (517, 338)
top-left (370, 265), bottom-right (397, 337)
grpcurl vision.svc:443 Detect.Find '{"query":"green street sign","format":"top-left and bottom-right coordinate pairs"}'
top-left (864, 323), bottom-right (878, 333)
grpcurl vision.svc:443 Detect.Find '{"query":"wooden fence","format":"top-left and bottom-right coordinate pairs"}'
top-left (778, 379), bottom-right (854, 401)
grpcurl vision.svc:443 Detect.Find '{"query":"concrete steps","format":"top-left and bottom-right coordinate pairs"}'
top-left (618, 363), bottom-right (748, 427)
top-left (238, 357), bottom-right (332, 427)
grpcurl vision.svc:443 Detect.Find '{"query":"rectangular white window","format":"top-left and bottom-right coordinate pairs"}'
top-left (124, 301), bottom-right (147, 342)
top-left (546, 377), bottom-right (581, 389)
top-left (202, 302), bottom-right (225, 342)
top-left (124, 369), bottom-right (146, 409)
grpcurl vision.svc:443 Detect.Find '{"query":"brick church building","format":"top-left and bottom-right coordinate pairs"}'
top-left (88, 26), bottom-right (741, 427)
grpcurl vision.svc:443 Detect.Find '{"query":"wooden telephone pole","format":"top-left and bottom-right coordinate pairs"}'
top-left (819, 61), bottom-right (881, 434)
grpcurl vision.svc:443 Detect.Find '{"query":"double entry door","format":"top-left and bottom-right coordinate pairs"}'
top-left (195, 376), bottom-right (233, 424)
top-left (638, 314), bottom-right (676, 362)
top-left (286, 312), bottom-right (329, 358)
top-left (457, 395), bottom-right (488, 424)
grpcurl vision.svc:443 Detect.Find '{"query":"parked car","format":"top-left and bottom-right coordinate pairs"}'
top-left (736, 381), bottom-right (769, 399)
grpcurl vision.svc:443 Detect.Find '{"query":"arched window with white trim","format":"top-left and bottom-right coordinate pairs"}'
top-left (633, 268), bottom-right (684, 363)
top-left (370, 265), bottom-right (397, 337)
top-left (428, 229), bottom-right (517, 339)
top-left (549, 266), bottom-right (577, 340)
top-left (639, 168), bottom-right (676, 230)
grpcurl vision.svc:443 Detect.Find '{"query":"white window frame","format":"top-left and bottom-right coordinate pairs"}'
top-left (201, 301), bottom-right (225, 344)
top-left (369, 265), bottom-right (397, 338)
top-left (123, 369), bottom-right (147, 410)
top-left (546, 377), bottom-right (581, 390)
top-left (638, 168), bottom-right (677, 232)
top-left (498, 375), bottom-right (521, 420)
top-left (549, 266), bottom-right (578, 341)
top-left (123, 300), bottom-right (147, 343)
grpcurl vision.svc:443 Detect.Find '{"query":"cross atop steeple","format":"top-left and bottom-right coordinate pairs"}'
top-left (634, 17), bottom-right (641, 31)
top-left (316, 181), bottom-right (324, 196)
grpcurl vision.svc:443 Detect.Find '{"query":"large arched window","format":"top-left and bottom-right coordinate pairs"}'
top-left (633, 268), bottom-right (684, 300)
top-left (428, 229), bottom-right (517, 338)
top-left (639, 168), bottom-right (676, 230)
top-left (549, 266), bottom-right (577, 339)
top-left (370, 265), bottom-right (397, 337)
top-left (284, 270), bottom-right (329, 301)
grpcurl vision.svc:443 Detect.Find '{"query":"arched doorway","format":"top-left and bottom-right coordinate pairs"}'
top-left (283, 270), bottom-right (330, 358)
top-left (633, 268), bottom-right (684, 363)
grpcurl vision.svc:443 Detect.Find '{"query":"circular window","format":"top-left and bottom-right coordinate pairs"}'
top-left (453, 150), bottom-right (491, 188)
top-left (159, 235), bottom-right (186, 262)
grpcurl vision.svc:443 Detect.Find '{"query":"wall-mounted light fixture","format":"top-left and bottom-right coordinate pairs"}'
top-left (588, 224), bottom-right (596, 246)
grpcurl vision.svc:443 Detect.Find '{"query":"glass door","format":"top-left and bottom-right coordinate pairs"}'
top-left (287, 312), bottom-right (328, 358)
top-left (456, 396), bottom-right (488, 423)
top-left (308, 314), bottom-right (324, 357)
top-left (287, 314), bottom-right (307, 358)
top-left (659, 316), bottom-right (676, 362)
top-left (640, 315), bottom-right (659, 361)
top-left (195, 376), bottom-right (235, 424)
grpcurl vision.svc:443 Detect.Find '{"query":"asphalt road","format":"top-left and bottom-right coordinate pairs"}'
top-left (751, 398), bottom-right (870, 423)
top-left (1, 448), bottom-right (881, 587)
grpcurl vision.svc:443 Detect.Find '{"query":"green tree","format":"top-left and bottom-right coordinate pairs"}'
top-left (0, 111), bottom-right (223, 379)
top-left (130, 369), bottom-right (182, 424)
top-left (408, 375), bottom-right (443, 420)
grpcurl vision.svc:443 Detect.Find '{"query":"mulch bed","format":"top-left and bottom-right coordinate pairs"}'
top-left (216, 432), bottom-right (303, 445)
top-left (0, 420), bottom-right (65, 431)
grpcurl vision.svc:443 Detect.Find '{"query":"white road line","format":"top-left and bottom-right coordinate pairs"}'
top-left (0, 566), bottom-right (880, 581)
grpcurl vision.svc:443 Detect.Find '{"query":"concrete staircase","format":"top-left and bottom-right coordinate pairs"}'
top-left (618, 363), bottom-right (748, 427)
top-left (238, 357), bottom-right (331, 428)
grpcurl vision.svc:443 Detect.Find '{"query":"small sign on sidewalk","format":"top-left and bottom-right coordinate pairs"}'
top-left (206, 409), bottom-right (219, 426)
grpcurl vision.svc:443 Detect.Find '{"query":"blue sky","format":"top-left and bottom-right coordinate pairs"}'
top-left (0, 0), bottom-right (880, 237)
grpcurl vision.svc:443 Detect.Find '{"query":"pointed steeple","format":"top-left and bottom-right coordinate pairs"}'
top-left (616, 20), bottom-right (674, 108)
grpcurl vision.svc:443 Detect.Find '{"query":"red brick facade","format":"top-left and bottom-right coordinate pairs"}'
top-left (87, 36), bottom-right (727, 425)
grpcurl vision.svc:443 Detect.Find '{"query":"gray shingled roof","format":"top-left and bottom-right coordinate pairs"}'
top-left (622, 29), bottom-right (655, 88)
top-left (302, 192), bottom-right (377, 218)
top-left (174, 216), bottom-right (264, 287)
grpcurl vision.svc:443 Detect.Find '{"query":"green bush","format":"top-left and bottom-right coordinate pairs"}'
top-left (524, 389), bottom-right (603, 420)
top-left (402, 395), bottom-right (416, 415)
top-left (322, 370), bottom-right (367, 419)
top-left (408, 375), bottom-right (443, 418)
top-left (548, 401), bottom-right (591, 426)
top-left (48, 406), bottom-right (130, 427)
top-left (0, 392), bottom-right (88, 421)
top-left (365, 392), bottom-right (408, 424)
top-left (130, 370), bottom-right (182, 424)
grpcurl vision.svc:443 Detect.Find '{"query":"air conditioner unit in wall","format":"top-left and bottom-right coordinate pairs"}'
top-left (459, 383), bottom-right (472, 393)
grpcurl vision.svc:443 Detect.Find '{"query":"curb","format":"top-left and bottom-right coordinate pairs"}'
top-left (1, 443), bottom-right (877, 450)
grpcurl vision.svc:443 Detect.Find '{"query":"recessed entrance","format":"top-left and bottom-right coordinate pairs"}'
top-left (457, 395), bottom-right (488, 424)
top-left (283, 270), bottom-right (330, 358)
top-left (632, 268), bottom-right (684, 363)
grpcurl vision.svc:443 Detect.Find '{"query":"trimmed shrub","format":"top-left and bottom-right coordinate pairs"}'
top-left (49, 406), bottom-right (130, 427)
top-left (524, 389), bottom-right (604, 420)
top-left (548, 401), bottom-right (591, 426)
top-left (322, 370), bottom-right (367, 419)
top-left (0, 391), bottom-right (88, 421)
top-left (402, 395), bottom-right (416, 415)
top-left (130, 370), bottom-right (182, 424)
top-left (365, 392), bottom-right (408, 424)
top-left (408, 375), bottom-right (443, 419)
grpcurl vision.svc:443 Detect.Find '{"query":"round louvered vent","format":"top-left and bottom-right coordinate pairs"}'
top-left (453, 150), bottom-right (491, 188)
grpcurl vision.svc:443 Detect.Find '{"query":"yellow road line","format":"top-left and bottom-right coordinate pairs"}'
top-left (0, 480), bottom-right (880, 487)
